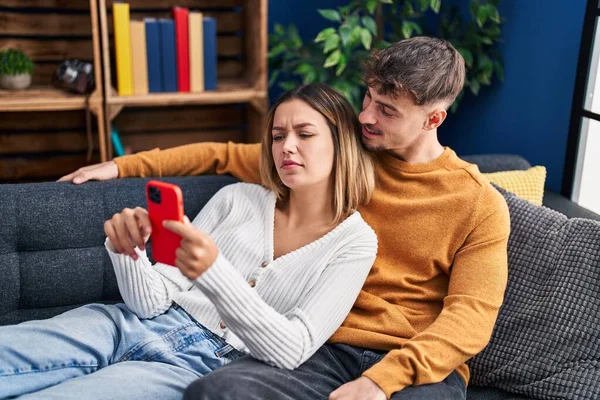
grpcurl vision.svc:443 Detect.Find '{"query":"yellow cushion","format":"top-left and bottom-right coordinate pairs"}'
top-left (484, 166), bottom-right (547, 206)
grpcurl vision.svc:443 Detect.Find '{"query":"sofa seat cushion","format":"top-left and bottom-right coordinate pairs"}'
top-left (467, 187), bottom-right (600, 399)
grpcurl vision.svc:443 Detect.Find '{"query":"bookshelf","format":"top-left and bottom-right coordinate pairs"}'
top-left (0, 0), bottom-right (107, 181)
top-left (97, 0), bottom-right (269, 159)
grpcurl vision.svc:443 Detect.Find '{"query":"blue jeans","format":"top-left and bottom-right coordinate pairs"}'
top-left (185, 343), bottom-right (466, 399)
top-left (0, 303), bottom-right (242, 399)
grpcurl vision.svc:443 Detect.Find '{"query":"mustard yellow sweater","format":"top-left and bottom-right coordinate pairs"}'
top-left (116, 142), bottom-right (510, 398)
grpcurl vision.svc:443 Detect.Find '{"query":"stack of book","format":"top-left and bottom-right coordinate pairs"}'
top-left (113, 3), bottom-right (217, 96)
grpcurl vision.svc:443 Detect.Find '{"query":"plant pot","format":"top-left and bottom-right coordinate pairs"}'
top-left (0, 73), bottom-right (32, 90)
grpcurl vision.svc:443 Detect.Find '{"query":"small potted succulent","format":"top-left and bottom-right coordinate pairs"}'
top-left (0, 49), bottom-right (35, 90)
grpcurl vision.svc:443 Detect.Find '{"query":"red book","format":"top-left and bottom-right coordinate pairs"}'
top-left (173, 7), bottom-right (190, 92)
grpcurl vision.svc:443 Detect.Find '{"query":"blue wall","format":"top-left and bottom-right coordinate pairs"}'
top-left (440, 0), bottom-right (587, 192)
top-left (269, 1), bottom-right (587, 192)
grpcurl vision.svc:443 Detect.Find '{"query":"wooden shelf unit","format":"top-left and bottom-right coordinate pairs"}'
top-left (0, 0), bottom-right (107, 160)
top-left (0, 0), bottom-right (107, 181)
top-left (97, 0), bottom-right (268, 159)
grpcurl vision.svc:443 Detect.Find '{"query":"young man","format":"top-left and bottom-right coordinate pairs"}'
top-left (60, 36), bottom-right (510, 399)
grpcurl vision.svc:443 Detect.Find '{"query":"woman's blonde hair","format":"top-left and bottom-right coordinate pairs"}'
top-left (260, 83), bottom-right (375, 223)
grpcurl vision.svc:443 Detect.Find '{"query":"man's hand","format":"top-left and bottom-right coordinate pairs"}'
top-left (329, 377), bottom-right (386, 400)
top-left (57, 160), bottom-right (119, 184)
top-left (163, 217), bottom-right (219, 280)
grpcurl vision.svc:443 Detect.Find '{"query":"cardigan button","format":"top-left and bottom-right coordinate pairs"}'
top-left (261, 261), bottom-right (268, 268)
top-left (248, 279), bottom-right (257, 288)
top-left (219, 321), bottom-right (226, 329)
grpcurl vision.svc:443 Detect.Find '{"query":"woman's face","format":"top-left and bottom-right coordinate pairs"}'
top-left (271, 99), bottom-right (335, 192)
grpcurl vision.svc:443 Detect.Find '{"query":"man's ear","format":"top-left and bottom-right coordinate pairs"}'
top-left (423, 108), bottom-right (448, 131)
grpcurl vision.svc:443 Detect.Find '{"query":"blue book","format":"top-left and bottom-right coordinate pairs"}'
top-left (158, 19), bottom-right (178, 92)
top-left (145, 18), bottom-right (163, 93)
top-left (203, 16), bottom-right (217, 90)
top-left (111, 125), bottom-right (125, 157)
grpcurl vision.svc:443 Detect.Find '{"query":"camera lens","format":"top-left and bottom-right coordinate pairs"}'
top-left (148, 187), bottom-right (161, 204)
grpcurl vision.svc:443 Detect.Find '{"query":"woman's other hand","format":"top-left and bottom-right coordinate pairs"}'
top-left (104, 207), bottom-right (151, 260)
top-left (163, 217), bottom-right (219, 279)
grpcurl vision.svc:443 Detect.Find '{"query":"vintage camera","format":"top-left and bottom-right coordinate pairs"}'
top-left (52, 59), bottom-right (95, 94)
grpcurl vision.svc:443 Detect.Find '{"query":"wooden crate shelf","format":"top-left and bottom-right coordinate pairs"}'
top-left (98, 0), bottom-right (268, 159)
top-left (0, 0), bottom-right (267, 180)
top-left (0, 0), bottom-right (107, 173)
top-left (0, 86), bottom-right (102, 112)
top-left (107, 80), bottom-right (262, 107)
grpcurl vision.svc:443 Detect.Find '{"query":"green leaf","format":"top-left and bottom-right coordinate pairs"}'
top-left (380, 0), bottom-right (393, 4)
top-left (361, 28), bottom-right (373, 50)
top-left (481, 36), bottom-right (493, 45)
top-left (336, 54), bottom-right (348, 76)
top-left (315, 27), bottom-right (336, 43)
top-left (401, 21), bottom-right (413, 39)
top-left (324, 49), bottom-right (342, 68)
top-left (457, 48), bottom-right (474, 67)
top-left (416, 0), bottom-right (429, 12)
top-left (339, 25), bottom-right (353, 46)
top-left (349, 25), bottom-right (363, 47)
top-left (493, 60), bottom-right (504, 81)
top-left (408, 21), bottom-right (423, 35)
top-left (470, 80), bottom-right (481, 96)
top-left (430, 0), bottom-right (441, 13)
top-left (470, 0), bottom-right (480, 20)
top-left (294, 63), bottom-right (314, 75)
top-left (486, 25), bottom-right (501, 37)
top-left (362, 16), bottom-right (377, 36)
top-left (274, 24), bottom-right (284, 36)
top-left (279, 81), bottom-right (296, 92)
top-left (486, 4), bottom-right (501, 23)
top-left (268, 43), bottom-right (286, 58)
top-left (367, 0), bottom-right (378, 14)
top-left (476, 5), bottom-right (488, 27)
top-left (268, 70), bottom-right (280, 87)
top-left (317, 9), bottom-right (341, 22)
top-left (324, 34), bottom-right (341, 53)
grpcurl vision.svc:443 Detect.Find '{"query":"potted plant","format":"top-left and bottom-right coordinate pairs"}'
top-left (0, 49), bottom-right (35, 90)
top-left (269, 0), bottom-right (503, 113)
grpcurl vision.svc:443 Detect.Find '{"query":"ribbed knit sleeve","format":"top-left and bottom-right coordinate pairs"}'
top-left (114, 141), bottom-right (262, 184)
top-left (106, 242), bottom-right (192, 319)
top-left (194, 231), bottom-right (377, 369)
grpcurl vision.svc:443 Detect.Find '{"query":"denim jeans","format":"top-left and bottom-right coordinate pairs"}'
top-left (0, 303), bottom-right (242, 399)
top-left (185, 343), bottom-right (467, 400)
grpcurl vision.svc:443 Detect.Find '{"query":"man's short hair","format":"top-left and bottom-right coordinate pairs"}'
top-left (362, 36), bottom-right (466, 109)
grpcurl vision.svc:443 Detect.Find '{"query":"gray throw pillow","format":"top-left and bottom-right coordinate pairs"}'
top-left (467, 187), bottom-right (600, 399)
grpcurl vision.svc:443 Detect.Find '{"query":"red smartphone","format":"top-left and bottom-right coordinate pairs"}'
top-left (146, 180), bottom-right (184, 267)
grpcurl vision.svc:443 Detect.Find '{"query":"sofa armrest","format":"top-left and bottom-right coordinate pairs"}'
top-left (543, 189), bottom-right (600, 221)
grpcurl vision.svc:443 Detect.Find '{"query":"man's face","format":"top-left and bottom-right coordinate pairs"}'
top-left (358, 86), bottom-right (432, 157)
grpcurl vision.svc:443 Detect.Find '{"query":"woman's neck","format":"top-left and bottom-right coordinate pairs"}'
top-left (279, 184), bottom-right (335, 229)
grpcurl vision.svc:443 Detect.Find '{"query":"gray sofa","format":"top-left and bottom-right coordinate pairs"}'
top-left (0, 155), bottom-right (598, 399)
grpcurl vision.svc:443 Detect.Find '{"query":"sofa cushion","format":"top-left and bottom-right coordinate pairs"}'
top-left (484, 166), bottom-right (546, 206)
top-left (467, 187), bottom-right (600, 399)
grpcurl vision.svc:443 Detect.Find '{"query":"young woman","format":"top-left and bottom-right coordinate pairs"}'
top-left (0, 84), bottom-right (377, 399)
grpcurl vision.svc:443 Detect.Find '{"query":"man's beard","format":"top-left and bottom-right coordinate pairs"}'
top-left (361, 136), bottom-right (386, 152)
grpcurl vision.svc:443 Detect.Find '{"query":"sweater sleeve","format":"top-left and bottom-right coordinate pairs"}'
top-left (114, 141), bottom-right (262, 184)
top-left (362, 187), bottom-right (510, 398)
top-left (105, 184), bottom-right (237, 319)
top-left (106, 240), bottom-right (194, 319)
top-left (194, 228), bottom-right (378, 369)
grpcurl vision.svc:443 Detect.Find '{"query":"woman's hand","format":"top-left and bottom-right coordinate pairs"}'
top-left (163, 217), bottom-right (219, 280)
top-left (104, 207), bottom-right (151, 260)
